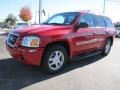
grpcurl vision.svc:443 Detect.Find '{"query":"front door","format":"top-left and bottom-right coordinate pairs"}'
top-left (71, 13), bottom-right (98, 56)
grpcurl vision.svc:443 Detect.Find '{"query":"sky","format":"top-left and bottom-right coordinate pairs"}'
top-left (0, 0), bottom-right (120, 23)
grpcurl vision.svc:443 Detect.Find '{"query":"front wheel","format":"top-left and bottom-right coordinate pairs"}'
top-left (42, 45), bottom-right (68, 74)
top-left (102, 39), bottom-right (112, 56)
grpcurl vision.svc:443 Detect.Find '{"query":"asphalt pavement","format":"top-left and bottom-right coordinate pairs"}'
top-left (0, 36), bottom-right (120, 90)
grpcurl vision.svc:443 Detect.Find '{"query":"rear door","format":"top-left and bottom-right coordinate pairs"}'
top-left (92, 15), bottom-right (107, 49)
top-left (93, 15), bottom-right (114, 50)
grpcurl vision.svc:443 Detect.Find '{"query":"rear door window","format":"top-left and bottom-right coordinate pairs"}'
top-left (93, 15), bottom-right (105, 27)
top-left (104, 17), bottom-right (113, 28)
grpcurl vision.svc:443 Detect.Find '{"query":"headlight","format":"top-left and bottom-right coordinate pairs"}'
top-left (21, 36), bottom-right (40, 47)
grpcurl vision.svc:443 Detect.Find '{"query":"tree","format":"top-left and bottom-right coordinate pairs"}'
top-left (5, 14), bottom-right (17, 28)
top-left (19, 6), bottom-right (32, 22)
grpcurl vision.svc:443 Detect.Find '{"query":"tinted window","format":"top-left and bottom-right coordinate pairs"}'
top-left (93, 15), bottom-right (105, 27)
top-left (104, 17), bottom-right (113, 28)
top-left (79, 13), bottom-right (94, 27)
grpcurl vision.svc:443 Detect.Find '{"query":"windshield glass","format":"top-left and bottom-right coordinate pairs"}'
top-left (43, 12), bottom-right (79, 25)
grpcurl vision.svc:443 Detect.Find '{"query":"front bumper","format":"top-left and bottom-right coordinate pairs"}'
top-left (6, 45), bottom-right (44, 66)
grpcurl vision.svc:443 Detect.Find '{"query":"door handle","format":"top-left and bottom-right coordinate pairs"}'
top-left (86, 36), bottom-right (93, 38)
top-left (105, 31), bottom-right (109, 34)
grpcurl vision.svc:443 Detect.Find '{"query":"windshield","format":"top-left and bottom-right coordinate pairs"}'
top-left (43, 12), bottom-right (79, 25)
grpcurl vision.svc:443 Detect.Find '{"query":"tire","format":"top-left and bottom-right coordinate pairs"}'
top-left (102, 39), bottom-right (112, 56)
top-left (42, 45), bottom-right (68, 74)
top-left (118, 33), bottom-right (120, 38)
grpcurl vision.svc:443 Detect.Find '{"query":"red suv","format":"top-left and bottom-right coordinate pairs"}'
top-left (6, 11), bottom-right (115, 74)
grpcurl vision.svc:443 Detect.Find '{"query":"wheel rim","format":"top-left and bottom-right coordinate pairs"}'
top-left (48, 51), bottom-right (64, 70)
top-left (105, 40), bottom-right (111, 54)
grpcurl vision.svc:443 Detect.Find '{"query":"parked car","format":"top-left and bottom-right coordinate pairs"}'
top-left (6, 11), bottom-right (115, 74)
top-left (15, 22), bottom-right (29, 29)
top-left (115, 28), bottom-right (120, 38)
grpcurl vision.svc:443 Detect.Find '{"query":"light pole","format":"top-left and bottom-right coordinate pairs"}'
top-left (39, 0), bottom-right (42, 24)
top-left (103, 0), bottom-right (106, 14)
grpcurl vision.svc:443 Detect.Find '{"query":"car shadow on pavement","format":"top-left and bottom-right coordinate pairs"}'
top-left (0, 54), bottom-right (104, 90)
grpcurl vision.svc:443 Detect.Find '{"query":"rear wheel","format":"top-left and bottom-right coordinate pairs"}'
top-left (118, 33), bottom-right (120, 38)
top-left (102, 39), bottom-right (112, 56)
top-left (42, 45), bottom-right (68, 74)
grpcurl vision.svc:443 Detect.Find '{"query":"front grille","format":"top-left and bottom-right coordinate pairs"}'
top-left (7, 33), bottom-right (19, 47)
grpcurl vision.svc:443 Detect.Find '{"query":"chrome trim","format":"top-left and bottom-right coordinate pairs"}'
top-left (6, 33), bottom-right (19, 47)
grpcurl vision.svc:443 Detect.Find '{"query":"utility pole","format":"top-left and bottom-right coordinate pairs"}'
top-left (48, 12), bottom-right (49, 19)
top-left (39, 0), bottom-right (42, 24)
top-left (103, 0), bottom-right (106, 14)
top-left (34, 11), bottom-right (37, 24)
top-left (103, 0), bottom-right (120, 14)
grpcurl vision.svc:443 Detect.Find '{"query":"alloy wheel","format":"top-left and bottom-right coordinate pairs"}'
top-left (48, 51), bottom-right (64, 70)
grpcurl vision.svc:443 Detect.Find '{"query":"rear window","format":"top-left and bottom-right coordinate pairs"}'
top-left (15, 23), bottom-right (29, 29)
top-left (17, 23), bottom-right (29, 25)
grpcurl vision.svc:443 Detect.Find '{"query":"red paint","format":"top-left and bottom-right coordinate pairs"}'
top-left (6, 11), bottom-right (115, 66)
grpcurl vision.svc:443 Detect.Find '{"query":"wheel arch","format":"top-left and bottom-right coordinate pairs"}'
top-left (41, 40), bottom-right (71, 65)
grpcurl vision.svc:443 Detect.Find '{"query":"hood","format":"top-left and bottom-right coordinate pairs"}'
top-left (12, 25), bottom-right (72, 36)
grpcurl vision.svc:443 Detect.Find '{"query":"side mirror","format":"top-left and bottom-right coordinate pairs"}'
top-left (79, 22), bottom-right (89, 28)
top-left (75, 22), bottom-right (89, 30)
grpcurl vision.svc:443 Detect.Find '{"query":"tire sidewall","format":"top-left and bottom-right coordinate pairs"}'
top-left (102, 39), bottom-right (112, 56)
top-left (42, 45), bottom-right (68, 74)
